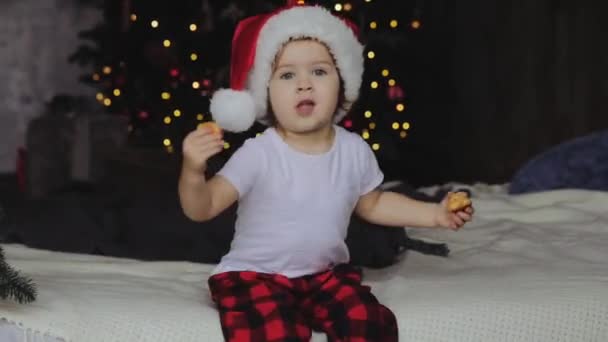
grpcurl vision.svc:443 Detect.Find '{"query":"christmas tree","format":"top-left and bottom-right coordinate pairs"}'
top-left (70, 0), bottom-right (431, 181)
top-left (0, 246), bottom-right (37, 304)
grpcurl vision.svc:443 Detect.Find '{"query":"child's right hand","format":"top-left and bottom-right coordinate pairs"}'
top-left (182, 123), bottom-right (224, 173)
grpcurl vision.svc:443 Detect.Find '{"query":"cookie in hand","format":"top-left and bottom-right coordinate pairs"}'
top-left (198, 121), bottom-right (222, 135)
top-left (447, 192), bottom-right (472, 212)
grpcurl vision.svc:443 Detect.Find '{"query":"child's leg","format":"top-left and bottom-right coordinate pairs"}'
top-left (300, 264), bottom-right (398, 342)
top-left (208, 271), bottom-right (311, 342)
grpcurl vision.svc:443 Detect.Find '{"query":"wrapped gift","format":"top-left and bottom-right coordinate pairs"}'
top-left (25, 96), bottom-right (128, 198)
top-left (70, 113), bottom-right (129, 182)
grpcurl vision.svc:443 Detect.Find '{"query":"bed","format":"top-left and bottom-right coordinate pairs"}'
top-left (1, 182), bottom-right (608, 341)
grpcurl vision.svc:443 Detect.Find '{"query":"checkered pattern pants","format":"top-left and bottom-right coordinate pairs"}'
top-left (208, 264), bottom-right (398, 342)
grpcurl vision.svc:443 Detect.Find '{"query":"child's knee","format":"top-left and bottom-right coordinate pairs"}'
top-left (340, 302), bottom-right (398, 341)
top-left (356, 301), bottom-right (397, 326)
top-left (378, 303), bottom-right (398, 329)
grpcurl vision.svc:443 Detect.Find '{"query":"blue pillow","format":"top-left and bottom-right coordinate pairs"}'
top-left (509, 130), bottom-right (608, 194)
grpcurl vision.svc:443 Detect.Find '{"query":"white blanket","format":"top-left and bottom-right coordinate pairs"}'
top-left (1, 184), bottom-right (608, 341)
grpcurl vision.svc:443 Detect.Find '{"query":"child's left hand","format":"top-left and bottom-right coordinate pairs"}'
top-left (434, 192), bottom-right (474, 231)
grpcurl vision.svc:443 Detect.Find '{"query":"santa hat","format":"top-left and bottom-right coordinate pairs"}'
top-left (209, 4), bottom-right (364, 132)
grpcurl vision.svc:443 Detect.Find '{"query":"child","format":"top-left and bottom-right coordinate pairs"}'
top-left (179, 4), bottom-right (474, 342)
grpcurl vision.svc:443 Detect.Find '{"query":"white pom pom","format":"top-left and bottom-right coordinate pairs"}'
top-left (209, 89), bottom-right (257, 133)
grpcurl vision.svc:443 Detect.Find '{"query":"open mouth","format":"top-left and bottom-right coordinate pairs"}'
top-left (295, 99), bottom-right (316, 116)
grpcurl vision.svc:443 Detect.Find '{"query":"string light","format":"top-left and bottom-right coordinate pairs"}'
top-left (115, 2), bottom-right (415, 155)
top-left (102, 66), bottom-right (112, 74)
top-left (92, 73), bottom-right (100, 81)
top-left (95, 93), bottom-right (104, 101)
top-left (103, 98), bottom-right (112, 106)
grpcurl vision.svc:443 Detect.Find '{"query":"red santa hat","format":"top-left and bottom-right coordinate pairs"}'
top-left (209, 4), bottom-right (364, 132)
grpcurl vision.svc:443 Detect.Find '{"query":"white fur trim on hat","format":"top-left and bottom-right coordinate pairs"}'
top-left (250, 6), bottom-right (364, 125)
top-left (210, 6), bottom-right (364, 132)
top-left (209, 89), bottom-right (256, 133)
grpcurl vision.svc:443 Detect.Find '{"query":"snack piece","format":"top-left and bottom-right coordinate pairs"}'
top-left (198, 121), bottom-right (222, 135)
top-left (447, 192), bottom-right (472, 212)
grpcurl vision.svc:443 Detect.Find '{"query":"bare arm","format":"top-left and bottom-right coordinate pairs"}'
top-left (178, 170), bottom-right (238, 222)
top-left (178, 125), bottom-right (238, 222)
top-left (355, 190), bottom-right (474, 230)
top-left (355, 190), bottom-right (440, 228)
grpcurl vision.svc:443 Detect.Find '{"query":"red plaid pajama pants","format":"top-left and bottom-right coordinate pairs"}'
top-left (208, 264), bottom-right (398, 342)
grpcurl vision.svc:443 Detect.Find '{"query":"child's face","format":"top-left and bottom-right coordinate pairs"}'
top-left (268, 39), bottom-right (340, 134)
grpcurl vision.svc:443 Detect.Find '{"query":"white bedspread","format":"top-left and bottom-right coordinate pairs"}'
top-left (1, 184), bottom-right (608, 341)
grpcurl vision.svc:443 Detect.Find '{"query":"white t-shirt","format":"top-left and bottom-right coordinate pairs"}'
top-left (212, 125), bottom-right (384, 278)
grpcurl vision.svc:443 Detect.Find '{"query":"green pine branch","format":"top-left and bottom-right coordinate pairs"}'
top-left (0, 247), bottom-right (37, 304)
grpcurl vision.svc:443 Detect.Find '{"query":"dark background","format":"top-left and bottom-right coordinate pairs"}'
top-left (1, 1), bottom-right (606, 187)
top-left (39, 0), bottom-right (608, 187)
top-left (381, 0), bottom-right (608, 185)
top-left (0, 0), bottom-right (607, 264)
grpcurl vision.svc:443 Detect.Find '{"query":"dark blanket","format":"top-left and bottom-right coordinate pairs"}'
top-left (2, 181), bottom-right (451, 269)
top-left (509, 129), bottom-right (608, 194)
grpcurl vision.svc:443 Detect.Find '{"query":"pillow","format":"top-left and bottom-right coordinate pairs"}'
top-left (509, 130), bottom-right (608, 194)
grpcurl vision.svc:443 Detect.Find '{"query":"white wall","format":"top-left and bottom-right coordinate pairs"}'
top-left (0, 0), bottom-right (101, 172)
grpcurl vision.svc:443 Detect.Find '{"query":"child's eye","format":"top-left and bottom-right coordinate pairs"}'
top-left (280, 72), bottom-right (294, 80)
top-left (313, 69), bottom-right (327, 76)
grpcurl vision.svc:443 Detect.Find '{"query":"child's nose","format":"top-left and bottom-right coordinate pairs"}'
top-left (297, 85), bottom-right (313, 92)
top-left (296, 76), bottom-right (312, 92)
